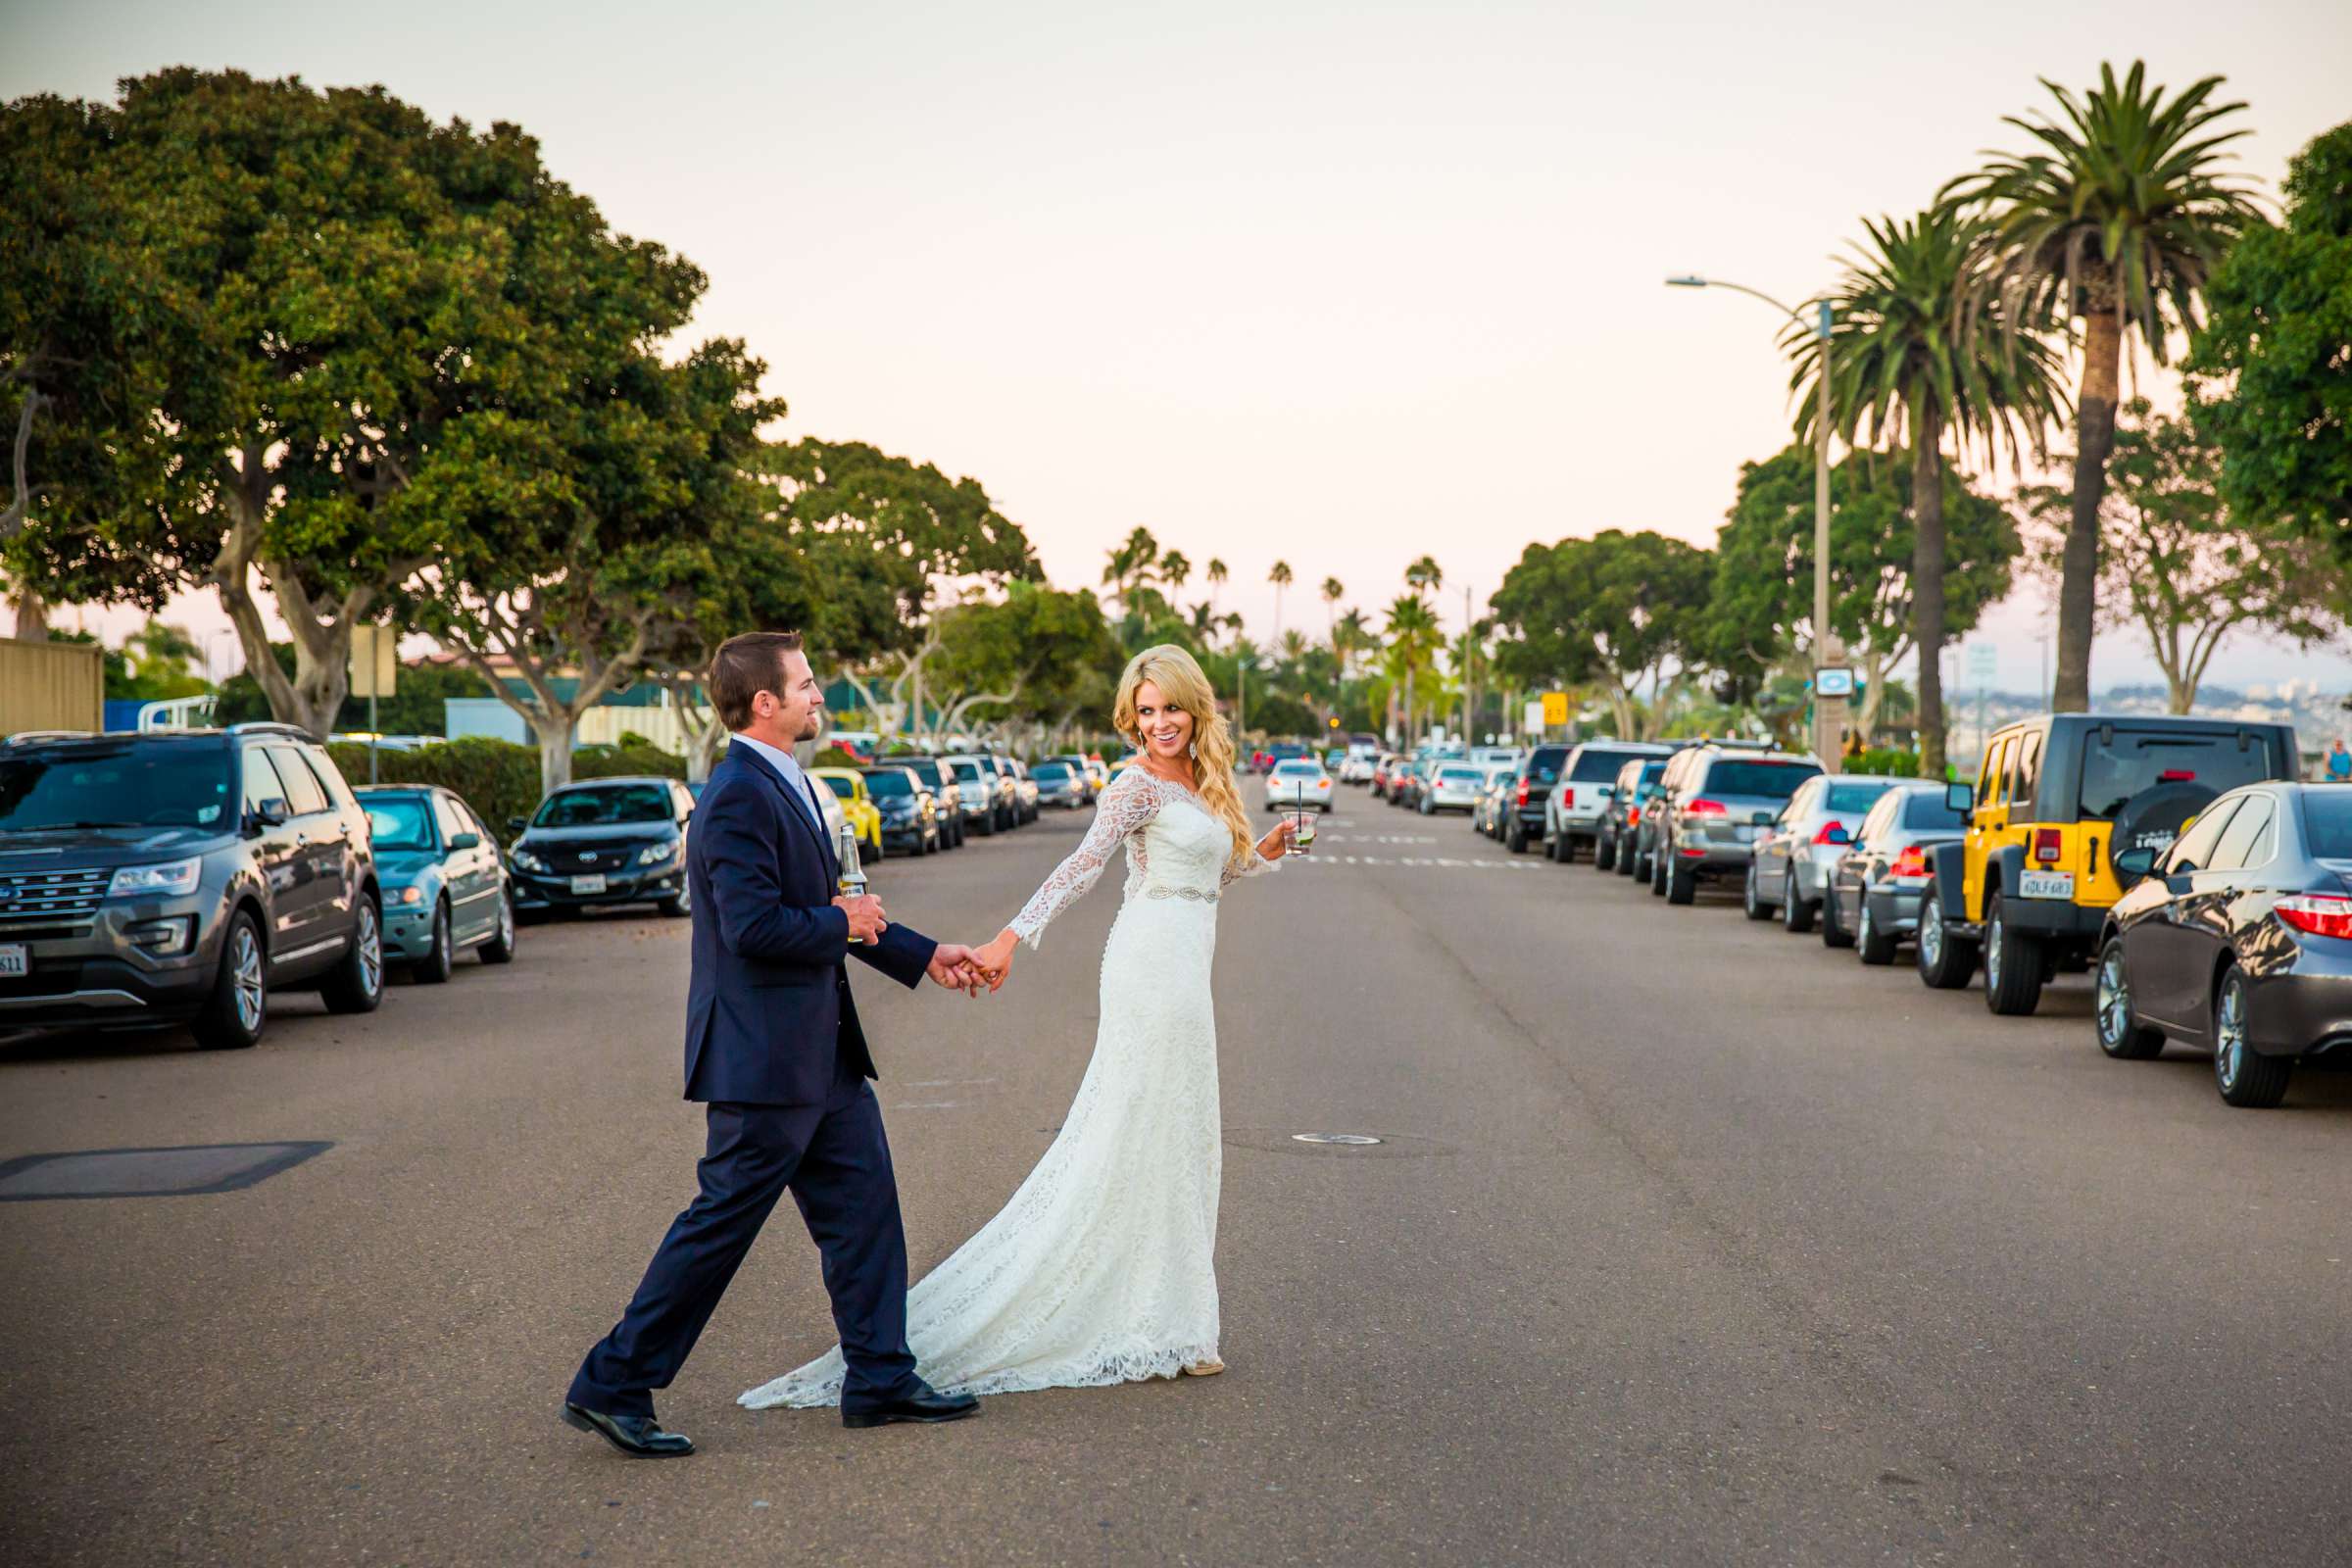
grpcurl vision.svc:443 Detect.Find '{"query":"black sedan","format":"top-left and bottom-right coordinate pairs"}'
top-left (859, 765), bottom-right (942, 855)
top-left (507, 775), bottom-right (696, 919)
top-left (2096, 782), bottom-right (2352, 1107)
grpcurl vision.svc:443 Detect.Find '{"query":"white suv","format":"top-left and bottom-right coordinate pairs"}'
top-left (1545, 741), bottom-right (1678, 863)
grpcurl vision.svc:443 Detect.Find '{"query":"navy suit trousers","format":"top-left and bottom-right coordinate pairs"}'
top-left (568, 1063), bottom-right (920, 1417)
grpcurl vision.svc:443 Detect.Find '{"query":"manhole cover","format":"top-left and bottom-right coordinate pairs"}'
top-left (1292, 1133), bottom-right (1384, 1147)
top-left (0, 1142), bottom-right (332, 1201)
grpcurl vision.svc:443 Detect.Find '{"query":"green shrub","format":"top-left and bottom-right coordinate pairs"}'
top-left (576, 743), bottom-right (688, 782)
top-left (326, 737), bottom-right (545, 833)
top-left (1845, 747), bottom-right (1921, 778)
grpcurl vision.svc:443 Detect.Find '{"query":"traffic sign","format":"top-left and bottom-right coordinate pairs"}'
top-left (1541, 691), bottom-right (1569, 726)
top-left (1814, 667), bottom-right (1855, 699)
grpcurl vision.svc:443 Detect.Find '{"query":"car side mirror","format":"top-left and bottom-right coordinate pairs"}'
top-left (1824, 824), bottom-right (1851, 846)
top-left (251, 798), bottom-right (289, 828)
top-left (2113, 845), bottom-right (2160, 882)
top-left (447, 832), bottom-right (481, 851)
top-left (1944, 782), bottom-right (1975, 816)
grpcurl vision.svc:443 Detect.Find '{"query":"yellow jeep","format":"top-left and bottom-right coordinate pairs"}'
top-left (1915, 714), bottom-right (2301, 1014)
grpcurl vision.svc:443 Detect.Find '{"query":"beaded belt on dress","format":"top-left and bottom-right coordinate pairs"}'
top-left (1141, 884), bottom-right (1218, 905)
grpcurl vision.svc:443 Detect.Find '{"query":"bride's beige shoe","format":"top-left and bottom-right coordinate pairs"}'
top-left (1180, 1356), bottom-right (1224, 1377)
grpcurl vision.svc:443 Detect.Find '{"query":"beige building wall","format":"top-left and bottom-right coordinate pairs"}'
top-left (0, 640), bottom-right (104, 734)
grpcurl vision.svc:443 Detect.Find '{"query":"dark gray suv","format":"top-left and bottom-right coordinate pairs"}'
top-left (0, 724), bottom-right (384, 1049)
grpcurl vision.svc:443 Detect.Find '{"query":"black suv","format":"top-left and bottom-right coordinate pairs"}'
top-left (0, 723), bottom-right (385, 1049)
top-left (1500, 744), bottom-right (1574, 855)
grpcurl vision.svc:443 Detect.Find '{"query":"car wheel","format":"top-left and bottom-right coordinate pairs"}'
top-left (1558, 833), bottom-right (1578, 864)
top-left (975, 810), bottom-right (995, 837)
top-left (1666, 860), bottom-right (1696, 906)
top-left (478, 890), bottom-right (518, 964)
top-left (1622, 839), bottom-right (1642, 879)
top-left (1782, 869), bottom-right (1815, 934)
top-left (415, 899), bottom-right (454, 985)
top-left (321, 896), bottom-right (385, 1015)
top-left (1506, 820), bottom-right (1529, 855)
top-left (2212, 965), bottom-right (2289, 1107)
top-left (1915, 884), bottom-right (1977, 989)
top-left (1982, 895), bottom-right (2044, 1016)
top-left (1419, 797), bottom-right (1433, 816)
top-left (658, 875), bottom-right (692, 918)
top-left (2093, 937), bottom-right (2163, 1060)
top-left (1648, 844), bottom-right (1668, 897)
top-left (192, 908), bottom-right (268, 1051)
top-left (1822, 887), bottom-right (1854, 952)
top-left (1742, 861), bottom-right (1773, 921)
top-left (1852, 898), bottom-right (1892, 962)
top-left (1593, 832), bottom-right (1617, 873)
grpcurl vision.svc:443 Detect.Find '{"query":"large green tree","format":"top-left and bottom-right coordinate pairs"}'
top-left (1710, 445), bottom-right (2022, 744)
top-left (925, 581), bottom-right (1116, 745)
top-left (1784, 208), bottom-right (2066, 771)
top-left (2022, 399), bottom-right (2333, 713)
top-left (1944, 61), bottom-right (2265, 712)
top-left (1490, 530), bottom-right (1714, 741)
top-left (2188, 122), bottom-right (2352, 564)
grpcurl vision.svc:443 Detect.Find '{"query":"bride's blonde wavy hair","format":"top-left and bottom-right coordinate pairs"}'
top-left (1113, 644), bottom-right (1254, 866)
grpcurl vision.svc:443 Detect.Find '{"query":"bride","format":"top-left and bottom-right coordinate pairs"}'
top-left (740, 644), bottom-right (1299, 1408)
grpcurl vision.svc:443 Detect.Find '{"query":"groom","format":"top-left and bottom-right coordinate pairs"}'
top-left (564, 630), bottom-right (986, 1456)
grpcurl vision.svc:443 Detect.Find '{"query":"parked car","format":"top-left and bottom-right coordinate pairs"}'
top-left (1629, 738), bottom-right (1772, 886)
top-left (1389, 759), bottom-right (1427, 810)
top-left (1470, 760), bottom-right (1519, 837)
top-left (1041, 756), bottom-right (1100, 803)
top-left (1471, 746), bottom-right (1523, 770)
top-left (1339, 749), bottom-right (1378, 786)
top-left (1544, 741), bottom-right (1677, 863)
top-left (1370, 754), bottom-right (1397, 799)
top-left (1743, 773), bottom-right (1902, 932)
top-left (0, 722), bottom-right (385, 1050)
top-left (1917, 713), bottom-right (2302, 1016)
top-left (1003, 758), bottom-right (1042, 824)
top-left (858, 765), bottom-right (943, 855)
top-left (508, 775), bottom-right (697, 919)
top-left (1030, 760), bottom-right (1090, 810)
top-left (1420, 760), bottom-right (1487, 815)
top-left (1267, 758), bottom-right (1336, 812)
top-left (890, 755), bottom-right (966, 848)
top-left (943, 754), bottom-right (1018, 835)
top-left (356, 784), bottom-right (517, 982)
top-left (812, 767), bottom-right (887, 859)
top-left (1818, 781), bottom-right (1969, 963)
top-left (2096, 782), bottom-right (2352, 1106)
top-left (1595, 758), bottom-right (1670, 875)
top-left (1647, 747), bottom-right (1826, 906)
top-left (1500, 745), bottom-right (1574, 854)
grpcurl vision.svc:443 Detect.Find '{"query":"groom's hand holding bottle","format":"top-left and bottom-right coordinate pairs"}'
top-left (833, 893), bottom-right (888, 945)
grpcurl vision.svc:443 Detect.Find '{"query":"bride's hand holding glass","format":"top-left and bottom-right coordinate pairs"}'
top-left (1256, 818), bottom-right (1299, 860)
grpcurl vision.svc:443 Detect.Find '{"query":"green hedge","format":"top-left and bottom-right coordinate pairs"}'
top-left (325, 737), bottom-right (690, 837)
top-left (1844, 747), bottom-right (1921, 778)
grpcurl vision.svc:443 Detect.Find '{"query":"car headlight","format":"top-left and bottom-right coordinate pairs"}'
top-left (109, 858), bottom-right (202, 899)
top-left (637, 840), bottom-right (679, 865)
top-left (512, 848), bottom-right (548, 873)
top-left (395, 885), bottom-right (425, 906)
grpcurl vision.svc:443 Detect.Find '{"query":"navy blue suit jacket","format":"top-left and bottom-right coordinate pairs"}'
top-left (681, 743), bottom-right (936, 1104)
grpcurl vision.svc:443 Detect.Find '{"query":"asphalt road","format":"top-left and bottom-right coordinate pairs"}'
top-left (6, 780), bottom-right (2352, 1566)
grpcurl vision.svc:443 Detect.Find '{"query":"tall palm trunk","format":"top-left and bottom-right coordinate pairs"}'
top-left (1911, 407), bottom-right (1948, 776)
top-left (2053, 309), bottom-right (2123, 712)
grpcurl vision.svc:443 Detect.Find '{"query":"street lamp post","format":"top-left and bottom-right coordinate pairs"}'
top-left (1667, 276), bottom-right (1841, 773)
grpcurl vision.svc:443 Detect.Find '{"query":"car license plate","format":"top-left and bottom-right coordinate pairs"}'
top-left (0, 943), bottom-right (24, 978)
top-left (570, 874), bottom-right (608, 895)
top-left (2019, 870), bottom-right (2074, 900)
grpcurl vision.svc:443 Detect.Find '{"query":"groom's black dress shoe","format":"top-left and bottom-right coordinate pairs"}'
top-left (841, 1382), bottom-right (981, 1430)
top-left (563, 1402), bottom-right (696, 1457)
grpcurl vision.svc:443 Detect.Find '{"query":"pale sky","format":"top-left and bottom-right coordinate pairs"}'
top-left (11, 0), bottom-right (2351, 694)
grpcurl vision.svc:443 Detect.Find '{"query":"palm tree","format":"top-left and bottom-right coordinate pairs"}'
top-left (1100, 526), bottom-right (1162, 618)
top-left (1334, 607), bottom-right (1371, 673)
top-left (1267, 560), bottom-right (1293, 641)
top-left (1943, 61), bottom-right (2263, 711)
top-left (1160, 551), bottom-right (1192, 595)
top-left (1320, 575), bottom-right (1344, 640)
top-left (1383, 594), bottom-right (1444, 746)
top-left (1204, 558), bottom-right (1229, 619)
top-left (1785, 207), bottom-right (2070, 774)
top-left (1404, 556), bottom-right (1443, 602)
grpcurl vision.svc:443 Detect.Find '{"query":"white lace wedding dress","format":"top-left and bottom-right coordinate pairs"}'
top-left (740, 766), bottom-right (1272, 1408)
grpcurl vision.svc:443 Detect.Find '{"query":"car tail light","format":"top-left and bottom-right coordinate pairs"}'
top-left (1811, 822), bottom-right (1845, 846)
top-left (1685, 798), bottom-right (1727, 815)
top-left (2277, 894), bottom-right (2352, 940)
top-left (2033, 828), bottom-right (2062, 864)
top-left (1628, 808), bottom-right (1642, 826)
top-left (1515, 781), bottom-right (1530, 806)
top-left (1891, 845), bottom-right (1929, 878)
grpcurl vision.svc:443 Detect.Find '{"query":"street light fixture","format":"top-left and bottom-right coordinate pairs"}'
top-left (1667, 274), bottom-right (1842, 772)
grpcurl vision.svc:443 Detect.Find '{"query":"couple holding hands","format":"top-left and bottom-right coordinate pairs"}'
top-left (563, 633), bottom-right (1300, 1455)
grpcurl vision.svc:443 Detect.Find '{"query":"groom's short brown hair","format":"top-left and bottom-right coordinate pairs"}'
top-left (711, 631), bottom-right (805, 730)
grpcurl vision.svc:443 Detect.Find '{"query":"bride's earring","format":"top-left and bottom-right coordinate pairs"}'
top-left (1188, 742), bottom-right (1197, 759)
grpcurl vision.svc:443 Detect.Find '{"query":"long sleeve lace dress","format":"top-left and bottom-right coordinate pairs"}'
top-left (740, 765), bottom-right (1272, 1406)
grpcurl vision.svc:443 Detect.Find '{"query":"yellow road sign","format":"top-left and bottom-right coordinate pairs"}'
top-left (1541, 691), bottom-right (1568, 726)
